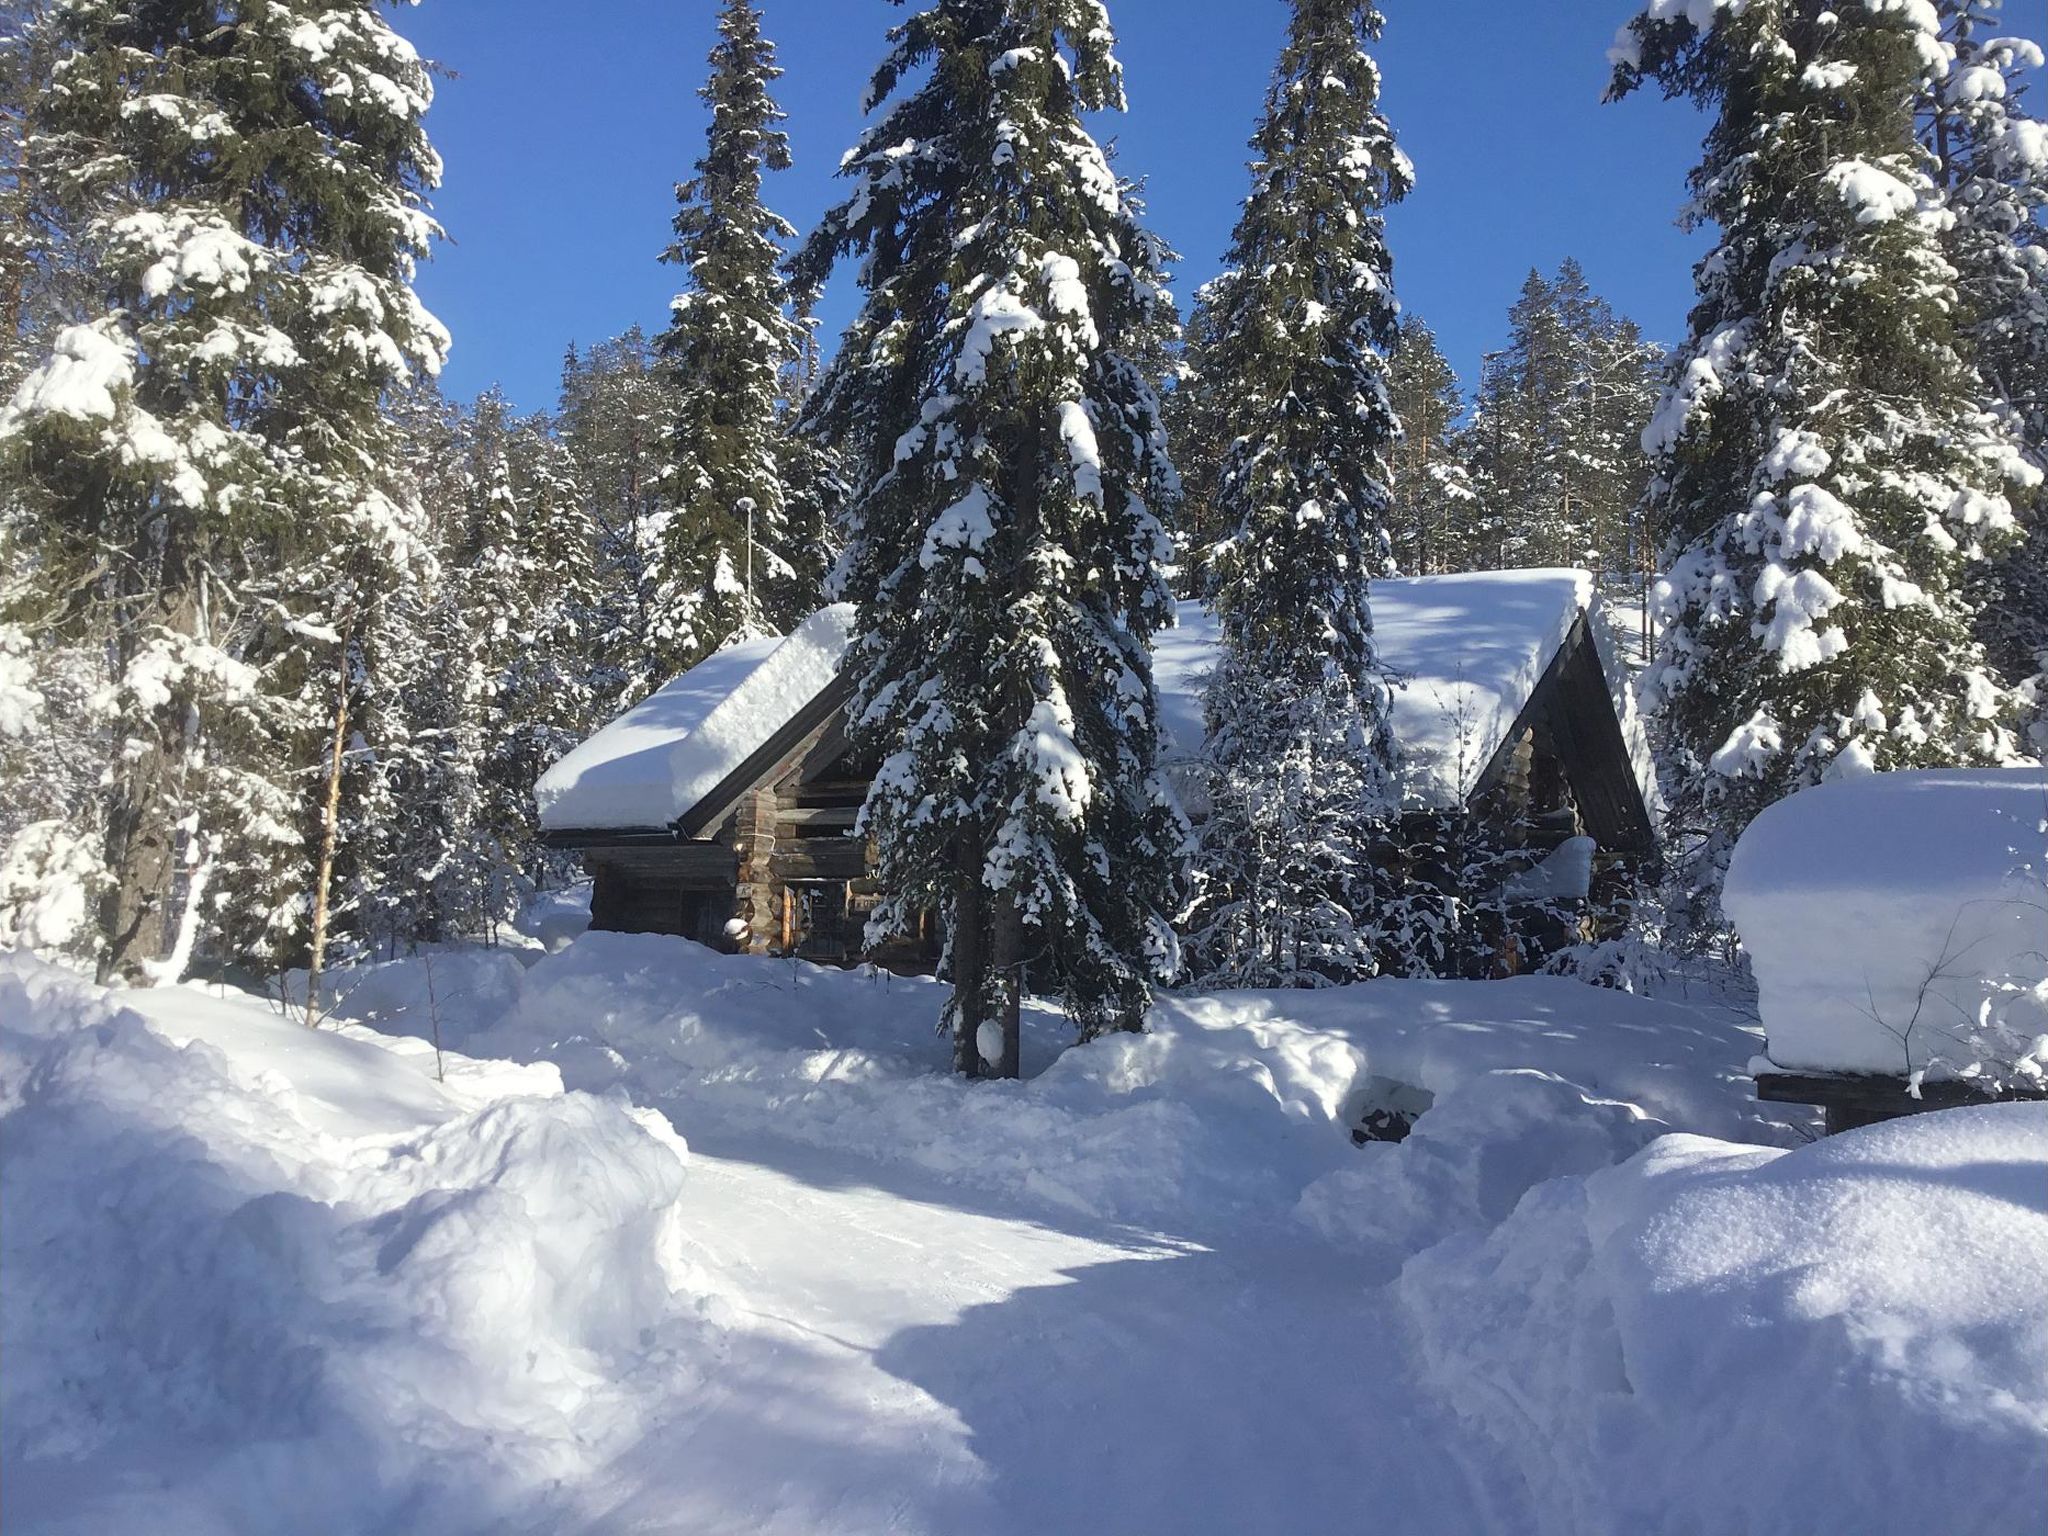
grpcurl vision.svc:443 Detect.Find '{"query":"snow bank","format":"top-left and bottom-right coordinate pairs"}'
top-left (0, 950), bottom-right (722, 1534)
top-left (351, 931), bottom-right (1791, 1240)
top-left (535, 605), bottom-right (857, 833)
top-left (1725, 768), bottom-right (2048, 1082)
top-left (1401, 1104), bottom-right (2048, 1536)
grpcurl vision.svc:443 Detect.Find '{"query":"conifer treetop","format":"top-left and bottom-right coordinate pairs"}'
top-left (648, 0), bottom-right (806, 670)
top-left (1609, 0), bottom-right (2041, 924)
top-left (796, 0), bottom-right (1186, 1047)
top-left (1199, 0), bottom-right (1409, 702)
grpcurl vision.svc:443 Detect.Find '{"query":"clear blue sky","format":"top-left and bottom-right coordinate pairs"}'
top-left (400, 0), bottom-right (1738, 417)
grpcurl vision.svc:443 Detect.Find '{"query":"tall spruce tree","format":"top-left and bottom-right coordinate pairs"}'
top-left (1609, 0), bottom-right (2041, 939)
top-left (0, 0), bottom-right (447, 981)
top-left (560, 329), bottom-right (677, 710)
top-left (795, 0), bottom-right (1185, 1076)
top-left (1180, 0), bottom-right (1410, 988)
top-left (647, 0), bottom-right (804, 677)
top-left (1924, 2), bottom-right (2048, 750)
top-left (1455, 263), bottom-right (1662, 577)
top-left (1160, 279), bottom-right (1234, 588)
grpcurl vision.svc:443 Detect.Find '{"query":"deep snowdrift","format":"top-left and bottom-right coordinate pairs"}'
top-left (1403, 1104), bottom-right (2048, 1536)
top-left (6, 932), bottom-right (2044, 1535)
top-left (0, 950), bottom-right (723, 1535)
top-left (333, 929), bottom-right (1795, 1245)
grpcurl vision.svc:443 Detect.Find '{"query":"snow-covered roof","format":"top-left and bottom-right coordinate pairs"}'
top-left (1725, 768), bottom-right (2048, 1081)
top-left (536, 606), bottom-right (855, 833)
top-left (540, 570), bottom-right (1635, 832)
top-left (1160, 568), bottom-right (1624, 811)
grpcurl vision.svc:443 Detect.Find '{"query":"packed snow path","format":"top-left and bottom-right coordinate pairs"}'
top-left (570, 1127), bottom-right (1515, 1535)
top-left (8, 937), bottom-right (2042, 1535)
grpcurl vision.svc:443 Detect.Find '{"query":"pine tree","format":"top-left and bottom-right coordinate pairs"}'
top-left (0, 0), bottom-right (448, 981)
top-left (487, 414), bottom-right (603, 892)
top-left (1455, 264), bottom-right (1663, 577)
top-left (1384, 314), bottom-right (1473, 575)
top-left (795, 0), bottom-right (1186, 1076)
top-left (647, 0), bottom-right (804, 677)
top-left (1609, 0), bottom-right (2041, 938)
top-left (1179, 0), bottom-right (1412, 989)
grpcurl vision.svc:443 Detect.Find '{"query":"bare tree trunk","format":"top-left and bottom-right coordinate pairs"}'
top-left (98, 737), bottom-right (179, 983)
top-left (951, 839), bottom-right (987, 1077)
top-left (98, 577), bottom-right (200, 984)
top-left (992, 890), bottom-right (1023, 1081)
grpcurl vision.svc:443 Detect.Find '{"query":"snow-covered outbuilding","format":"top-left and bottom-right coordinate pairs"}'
top-left (1727, 768), bottom-right (2048, 1133)
top-left (537, 569), bottom-right (1657, 966)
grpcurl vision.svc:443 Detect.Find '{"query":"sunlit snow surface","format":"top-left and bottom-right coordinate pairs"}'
top-left (6, 931), bottom-right (2042, 1534)
top-left (1725, 767), bottom-right (2048, 1079)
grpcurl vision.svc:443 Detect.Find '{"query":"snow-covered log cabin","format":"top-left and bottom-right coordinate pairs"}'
top-left (536, 569), bottom-right (1659, 973)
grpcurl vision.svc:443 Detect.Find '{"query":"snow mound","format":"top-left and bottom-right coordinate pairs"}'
top-left (0, 951), bottom-right (720, 1534)
top-left (1725, 767), bottom-right (2048, 1081)
top-left (352, 931), bottom-right (1791, 1238)
top-left (1294, 1069), bottom-right (1659, 1275)
top-left (1401, 1104), bottom-right (2048, 1536)
top-left (536, 606), bottom-right (854, 832)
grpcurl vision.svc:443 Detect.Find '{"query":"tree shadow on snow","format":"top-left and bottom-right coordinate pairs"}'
top-left (867, 1246), bottom-right (1517, 1536)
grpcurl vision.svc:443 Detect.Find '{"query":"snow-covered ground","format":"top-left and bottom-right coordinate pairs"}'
top-left (5, 931), bottom-right (2044, 1535)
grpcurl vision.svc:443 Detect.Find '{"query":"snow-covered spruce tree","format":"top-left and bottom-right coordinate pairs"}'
top-left (1609, 0), bottom-right (2041, 940)
top-left (0, 0), bottom-right (447, 982)
top-left (1384, 314), bottom-right (1472, 576)
top-left (1159, 277), bottom-right (1234, 589)
top-left (560, 329), bottom-right (677, 710)
top-left (646, 0), bottom-right (805, 677)
top-left (1455, 263), bottom-right (1663, 578)
top-left (794, 0), bottom-right (1185, 1077)
top-left (1178, 0), bottom-right (1410, 989)
top-left (1924, 2), bottom-right (2048, 750)
top-left (486, 416), bottom-right (604, 892)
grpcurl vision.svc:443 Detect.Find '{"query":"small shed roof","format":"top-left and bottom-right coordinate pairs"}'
top-left (537, 569), bottom-right (1649, 835)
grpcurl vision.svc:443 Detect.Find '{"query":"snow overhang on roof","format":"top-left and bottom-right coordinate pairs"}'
top-left (535, 605), bottom-right (856, 835)
top-left (1159, 568), bottom-right (1636, 812)
top-left (537, 569), bottom-right (1650, 835)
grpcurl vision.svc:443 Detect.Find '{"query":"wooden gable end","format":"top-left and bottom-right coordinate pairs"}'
top-left (1469, 613), bottom-right (1656, 856)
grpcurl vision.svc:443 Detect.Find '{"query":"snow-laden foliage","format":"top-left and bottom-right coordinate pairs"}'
top-left (0, 0), bottom-right (448, 980)
top-left (1180, 0), bottom-right (1411, 988)
top-left (1923, 1), bottom-right (2048, 753)
top-left (1457, 262), bottom-right (1665, 578)
top-left (1383, 315), bottom-right (1475, 577)
top-left (795, 0), bottom-right (1185, 1071)
top-left (557, 331), bottom-right (673, 710)
top-left (1609, 0), bottom-right (2043, 942)
top-left (646, 0), bottom-right (808, 674)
